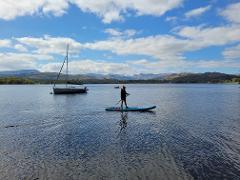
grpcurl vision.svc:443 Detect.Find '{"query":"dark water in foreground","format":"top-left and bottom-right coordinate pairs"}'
top-left (0, 84), bottom-right (239, 180)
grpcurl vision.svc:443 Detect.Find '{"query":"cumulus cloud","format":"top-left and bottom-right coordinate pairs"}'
top-left (195, 59), bottom-right (240, 69)
top-left (0, 0), bottom-right (183, 23)
top-left (14, 44), bottom-right (28, 52)
top-left (222, 44), bottom-right (240, 59)
top-left (131, 58), bottom-right (240, 73)
top-left (220, 2), bottom-right (240, 24)
top-left (72, 0), bottom-right (184, 23)
top-left (0, 52), bottom-right (53, 71)
top-left (0, 39), bottom-right (12, 48)
top-left (40, 59), bottom-right (135, 74)
top-left (41, 58), bottom-right (240, 74)
top-left (185, 5), bottom-right (211, 18)
top-left (16, 35), bottom-right (83, 55)
top-left (0, 0), bottom-right (69, 20)
top-left (84, 24), bottom-right (240, 61)
top-left (104, 28), bottom-right (137, 38)
top-left (84, 35), bottom-right (189, 60)
top-left (1, 47), bottom-right (239, 74)
top-left (165, 16), bottom-right (177, 22)
top-left (104, 28), bottom-right (122, 36)
top-left (176, 25), bottom-right (240, 47)
top-left (1, 24), bottom-right (240, 73)
top-left (17, 39), bottom-right (237, 75)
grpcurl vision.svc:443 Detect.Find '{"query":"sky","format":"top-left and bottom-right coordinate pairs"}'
top-left (0, 0), bottom-right (240, 75)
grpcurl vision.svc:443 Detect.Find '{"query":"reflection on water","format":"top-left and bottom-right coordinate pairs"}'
top-left (0, 84), bottom-right (239, 179)
top-left (119, 112), bottom-right (128, 132)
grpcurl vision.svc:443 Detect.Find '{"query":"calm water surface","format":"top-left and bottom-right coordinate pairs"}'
top-left (0, 84), bottom-right (239, 180)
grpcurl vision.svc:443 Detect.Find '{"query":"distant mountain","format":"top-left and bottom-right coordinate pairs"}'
top-left (0, 69), bottom-right (40, 77)
top-left (85, 73), bottom-right (179, 80)
top-left (0, 70), bottom-right (239, 84)
top-left (83, 73), bottom-right (132, 80)
top-left (166, 72), bottom-right (238, 83)
top-left (131, 73), bottom-right (167, 80)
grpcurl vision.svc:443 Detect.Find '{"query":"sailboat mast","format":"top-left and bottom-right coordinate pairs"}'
top-left (66, 44), bottom-right (69, 87)
top-left (53, 51), bottom-right (67, 88)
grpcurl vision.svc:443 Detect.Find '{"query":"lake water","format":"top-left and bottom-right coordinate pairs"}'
top-left (0, 84), bottom-right (239, 180)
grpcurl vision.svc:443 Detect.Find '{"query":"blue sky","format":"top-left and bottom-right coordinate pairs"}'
top-left (0, 0), bottom-right (240, 75)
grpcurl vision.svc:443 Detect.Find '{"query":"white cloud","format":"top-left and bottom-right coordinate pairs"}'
top-left (39, 56), bottom-right (240, 75)
top-left (165, 16), bottom-right (177, 22)
top-left (223, 44), bottom-right (240, 59)
top-left (72, 0), bottom-right (184, 23)
top-left (14, 44), bottom-right (28, 52)
top-left (185, 5), bottom-right (211, 18)
top-left (0, 0), bottom-right (69, 20)
top-left (85, 35), bottom-right (189, 60)
top-left (42, 0), bottom-right (69, 17)
top-left (220, 2), bottom-right (240, 24)
top-left (195, 59), bottom-right (240, 69)
top-left (0, 52), bottom-right (53, 71)
top-left (125, 29), bottom-right (138, 37)
top-left (0, 51), bottom-right (239, 74)
top-left (104, 28), bottom-right (123, 36)
top-left (104, 28), bottom-right (137, 38)
top-left (0, 39), bottom-right (12, 48)
top-left (0, 0), bottom-right (184, 23)
top-left (1, 29), bottom-right (240, 74)
top-left (16, 35), bottom-right (83, 55)
top-left (40, 59), bottom-right (135, 74)
top-left (176, 25), bottom-right (240, 47)
top-left (130, 59), bottom-right (240, 73)
top-left (85, 24), bottom-right (240, 61)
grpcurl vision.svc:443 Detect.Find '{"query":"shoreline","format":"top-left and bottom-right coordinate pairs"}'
top-left (0, 82), bottom-right (239, 85)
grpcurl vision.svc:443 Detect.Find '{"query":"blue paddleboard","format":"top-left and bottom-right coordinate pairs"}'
top-left (105, 106), bottom-right (156, 112)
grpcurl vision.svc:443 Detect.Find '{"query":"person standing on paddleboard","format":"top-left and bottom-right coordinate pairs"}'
top-left (121, 85), bottom-right (129, 108)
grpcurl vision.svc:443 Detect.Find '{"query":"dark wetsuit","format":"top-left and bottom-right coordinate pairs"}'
top-left (120, 87), bottom-right (128, 108)
top-left (121, 88), bottom-right (127, 101)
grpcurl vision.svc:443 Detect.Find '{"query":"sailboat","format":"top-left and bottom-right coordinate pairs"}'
top-left (53, 45), bottom-right (87, 94)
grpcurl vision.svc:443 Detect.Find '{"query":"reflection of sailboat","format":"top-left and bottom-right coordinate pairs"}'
top-left (53, 45), bottom-right (87, 94)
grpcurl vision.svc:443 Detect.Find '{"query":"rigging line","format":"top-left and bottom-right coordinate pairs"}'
top-left (53, 55), bottom-right (67, 87)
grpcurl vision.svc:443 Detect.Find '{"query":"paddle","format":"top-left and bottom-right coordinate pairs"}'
top-left (115, 99), bottom-right (122, 105)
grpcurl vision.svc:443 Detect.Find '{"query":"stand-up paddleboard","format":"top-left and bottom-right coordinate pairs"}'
top-left (105, 106), bottom-right (156, 112)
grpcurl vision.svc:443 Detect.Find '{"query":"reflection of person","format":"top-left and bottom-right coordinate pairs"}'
top-left (121, 85), bottom-right (129, 109)
top-left (120, 112), bottom-right (128, 131)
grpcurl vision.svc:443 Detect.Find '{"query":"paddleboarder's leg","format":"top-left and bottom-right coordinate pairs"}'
top-left (121, 100), bottom-right (123, 109)
top-left (124, 100), bottom-right (128, 108)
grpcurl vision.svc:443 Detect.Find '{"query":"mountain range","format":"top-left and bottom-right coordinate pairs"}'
top-left (0, 69), bottom-right (239, 84)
